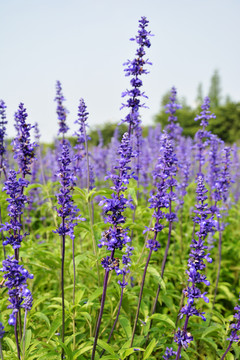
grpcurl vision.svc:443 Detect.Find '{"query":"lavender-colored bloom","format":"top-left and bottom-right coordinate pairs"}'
top-left (232, 144), bottom-right (240, 203)
top-left (0, 170), bottom-right (28, 249)
top-left (0, 99), bottom-right (7, 158)
top-left (12, 103), bottom-right (37, 177)
top-left (194, 97), bottom-right (216, 176)
top-left (55, 80), bottom-right (69, 136)
top-left (146, 133), bottom-right (178, 251)
top-left (99, 133), bottom-right (135, 277)
top-left (121, 16), bottom-right (152, 133)
top-left (165, 87), bottom-right (182, 141)
top-left (174, 176), bottom-right (214, 355)
top-left (176, 136), bottom-right (192, 210)
top-left (54, 142), bottom-right (83, 237)
top-left (162, 347), bottom-right (179, 359)
top-left (1, 256), bottom-right (33, 325)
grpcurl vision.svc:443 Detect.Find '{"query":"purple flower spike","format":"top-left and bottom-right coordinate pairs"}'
top-left (165, 87), bottom-right (182, 140)
top-left (121, 16), bottom-right (153, 133)
top-left (1, 256), bottom-right (33, 325)
top-left (0, 170), bottom-right (28, 249)
top-left (13, 103), bottom-right (37, 177)
top-left (0, 99), bottom-right (7, 158)
top-left (55, 80), bottom-right (69, 136)
top-left (174, 176), bottom-right (215, 358)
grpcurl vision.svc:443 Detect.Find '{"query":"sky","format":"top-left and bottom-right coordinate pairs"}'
top-left (1, 0), bottom-right (240, 142)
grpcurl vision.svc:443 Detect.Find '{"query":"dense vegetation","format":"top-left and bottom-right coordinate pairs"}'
top-left (0, 16), bottom-right (240, 360)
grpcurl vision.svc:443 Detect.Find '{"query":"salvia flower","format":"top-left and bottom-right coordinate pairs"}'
top-left (12, 103), bottom-right (37, 177)
top-left (165, 87), bottom-right (182, 141)
top-left (0, 170), bottom-right (28, 249)
top-left (174, 176), bottom-right (215, 357)
top-left (162, 347), bottom-right (179, 359)
top-left (194, 97), bottom-right (216, 176)
top-left (147, 132), bottom-right (178, 250)
top-left (121, 16), bottom-right (152, 132)
top-left (1, 256), bottom-right (33, 325)
top-left (0, 99), bottom-right (7, 158)
top-left (55, 80), bottom-right (69, 136)
top-left (99, 132), bottom-right (135, 276)
top-left (54, 141), bottom-right (83, 237)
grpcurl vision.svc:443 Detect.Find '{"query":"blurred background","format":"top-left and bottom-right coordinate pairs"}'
top-left (1, 0), bottom-right (240, 143)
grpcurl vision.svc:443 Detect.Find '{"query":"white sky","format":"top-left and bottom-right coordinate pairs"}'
top-left (1, 0), bottom-right (240, 142)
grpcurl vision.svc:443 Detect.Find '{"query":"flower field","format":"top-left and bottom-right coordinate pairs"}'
top-left (0, 16), bottom-right (240, 360)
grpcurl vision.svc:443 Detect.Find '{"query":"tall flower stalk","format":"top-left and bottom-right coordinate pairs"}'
top-left (0, 99), bottom-right (7, 180)
top-left (173, 176), bottom-right (214, 360)
top-left (55, 80), bottom-right (69, 138)
top-left (54, 141), bottom-right (82, 359)
top-left (145, 133), bottom-right (178, 343)
top-left (91, 133), bottom-right (135, 360)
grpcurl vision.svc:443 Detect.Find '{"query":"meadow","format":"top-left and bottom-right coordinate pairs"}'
top-left (0, 16), bottom-right (240, 360)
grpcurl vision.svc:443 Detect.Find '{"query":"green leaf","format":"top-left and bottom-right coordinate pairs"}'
top-left (73, 346), bottom-right (92, 359)
top-left (143, 338), bottom-right (157, 359)
top-left (24, 329), bottom-right (32, 352)
top-left (96, 339), bottom-right (118, 357)
top-left (48, 317), bottom-right (62, 340)
top-left (201, 324), bottom-right (222, 338)
top-left (33, 312), bottom-right (51, 328)
top-left (147, 265), bottom-right (166, 292)
top-left (4, 336), bottom-right (16, 352)
top-left (149, 313), bottom-right (175, 328)
top-left (121, 347), bottom-right (145, 359)
top-left (119, 316), bottom-right (132, 339)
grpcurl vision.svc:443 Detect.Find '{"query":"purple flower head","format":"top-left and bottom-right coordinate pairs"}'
top-left (1, 256), bottom-right (33, 324)
top-left (0, 170), bottom-right (28, 249)
top-left (194, 97), bottom-right (216, 176)
top-left (163, 347), bottom-right (179, 359)
top-left (165, 87), bottom-right (182, 140)
top-left (0, 99), bottom-right (7, 157)
top-left (174, 176), bottom-right (214, 353)
top-left (12, 103), bottom-right (37, 177)
top-left (54, 141), bottom-right (83, 238)
top-left (174, 329), bottom-right (193, 349)
top-left (121, 17), bottom-right (153, 132)
top-left (55, 80), bottom-right (69, 136)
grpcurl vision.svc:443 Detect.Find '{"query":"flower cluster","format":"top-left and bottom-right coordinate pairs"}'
top-left (55, 80), bottom-right (69, 136)
top-left (174, 176), bottom-right (214, 352)
top-left (12, 103), bottom-right (37, 177)
top-left (54, 142), bottom-right (83, 238)
top-left (227, 294), bottom-right (240, 343)
top-left (1, 256), bottom-right (33, 325)
top-left (176, 137), bottom-right (192, 210)
top-left (194, 97), bottom-right (216, 176)
top-left (99, 133), bottom-right (135, 280)
top-left (165, 87), bottom-right (182, 140)
top-left (74, 98), bottom-right (95, 189)
top-left (0, 170), bottom-right (28, 249)
top-left (0, 99), bottom-right (7, 158)
top-left (121, 16), bottom-right (152, 132)
top-left (162, 347), bottom-right (179, 359)
top-left (146, 133), bottom-right (178, 249)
